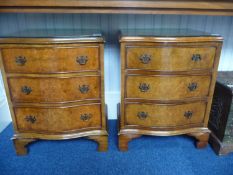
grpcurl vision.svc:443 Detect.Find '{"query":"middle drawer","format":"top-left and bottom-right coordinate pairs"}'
top-left (8, 76), bottom-right (100, 103)
top-left (126, 75), bottom-right (211, 100)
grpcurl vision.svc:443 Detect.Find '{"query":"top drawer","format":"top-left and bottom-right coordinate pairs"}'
top-left (1, 46), bottom-right (100, 74)
top-left (126, 46), bottom-right (216, 71)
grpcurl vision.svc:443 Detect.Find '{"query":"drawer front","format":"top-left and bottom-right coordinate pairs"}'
top-left (2, 47), bottom-right (100, 73)
top-left (125, 102), bottom-right (206, 127)
top-left (8, 76), bottom-right (100, 103)
top-left (126, 75), bottom-right (211, 100)
top-left (14, 104), bottom-right (102, 133)
top-left (126, 46), bottom-right (216, 71)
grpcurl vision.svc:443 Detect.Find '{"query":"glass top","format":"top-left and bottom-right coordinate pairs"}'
top-left (120, 29), bottom-right (221, 37)
top-left (0, 29), bottom-right (102, 38)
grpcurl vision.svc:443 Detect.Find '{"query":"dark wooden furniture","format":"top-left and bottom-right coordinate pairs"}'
top-left (0, 30), bottom-right (108, 155)
top-left (118, 29), bottom-right (223, 151)
top-left (0, 0), bottom-right (233, 15)
top-left (209, 71), bottom-right (233, 155)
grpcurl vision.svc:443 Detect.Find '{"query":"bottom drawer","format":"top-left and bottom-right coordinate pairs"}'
top-left (125, 102), bottom-right (206, 128)
top-left (14, 104), bottom-right (102, 133)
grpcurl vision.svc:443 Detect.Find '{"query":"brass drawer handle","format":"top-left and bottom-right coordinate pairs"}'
top-left (21, 86), bottom-right (32, 95)
top-left (76, 56), bottom-right (88, 65)
top-left (184, 111), bottom-right (193, 119)
top-left (15, 56), bottom-right (27, 66)
top-left (137, 112), bottom-right (148, 120)
top-left (192, 54), bottom-right (201, 62)
top-left (139, 83), bottom-right (150, 92)
top-left (79, 85), bottom-right (89, 94)
top-left (188, 82), bottom-right (198, 91)
top-left (25, 115), bottom-right (36, 124)
top-left (80, 113), bottom-right (92, 121)
top-left (139, 54), bottom-right (151, 64)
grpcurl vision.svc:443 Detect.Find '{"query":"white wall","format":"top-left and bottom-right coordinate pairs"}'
top-left (0, 14), bottom-right (233, 132)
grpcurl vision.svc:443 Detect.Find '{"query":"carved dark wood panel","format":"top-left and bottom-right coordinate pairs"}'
top-left (209, 82), bottom-right (232, 141)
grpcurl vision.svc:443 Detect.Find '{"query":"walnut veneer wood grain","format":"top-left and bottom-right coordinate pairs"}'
top-left (0, 36), bottom-right (108, 155)
top-left (126, 46), bottom-right (216, 72)
top-left (2, 46), bottom-right (100, 73)
top-left (125, 102), bottom-right (206, 128)
top-left (8, 76), bottom-right (100, 103)
top-left (119, 32), bottom-right (223, 151)
top-left (15, 104), bottom-right (102, 133)
top-left (126, 75), bottom-right (211, 100)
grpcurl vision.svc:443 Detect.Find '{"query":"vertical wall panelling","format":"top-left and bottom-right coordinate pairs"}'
top-left (0, 13), bottom-right (232, 121)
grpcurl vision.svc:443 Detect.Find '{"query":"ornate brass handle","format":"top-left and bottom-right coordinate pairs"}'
top-left (15, 56), bottom-right (27, 66)
top-left (137, 111), bottom-right (148, 120)
top-left (25, 115), bottom-right (36, 124)
top-left (79, 85), bottom-right (89, 94)
top-left (188, 82), bottom-right (198, 91)
top-left (139, 83), bottom-right (150, 92)
top-left (76, 56), bottom-right (88, 65)
top-left (80, 113), bottom-right (92, 121)
top-left (192, 54), bottom-right (201, 62)
top-left (139, 54), bottom-right (151, 64)
top-left (184, 111), bottom-right (193, 119)
top-left (21, 86), bottom-right (32, 95)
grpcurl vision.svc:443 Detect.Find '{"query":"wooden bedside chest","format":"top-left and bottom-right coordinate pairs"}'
top-left (118, 29), bottom-right (223, 151)
top-left (0, 30), bottom-right (108, 155)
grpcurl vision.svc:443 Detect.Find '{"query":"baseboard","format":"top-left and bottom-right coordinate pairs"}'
top-left (0, 98), bottom-right (6, 108)
top-left (105, 91), bottom-right (120, 119)
top-left (0, 73), bottom-right (7, 108)
top-left (0, 100), bottom-right (11, 133)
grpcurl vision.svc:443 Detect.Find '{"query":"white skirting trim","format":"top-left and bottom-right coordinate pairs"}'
top-left (0, 72), bottom-right (7, 108)
top-left (105, 91), bottom-right (120, 119)
top-left (0, 98), bottom-right (7, 108)
top-left (0, 87), bottom-right (7, 108)
top-left (0, 100), bottom-right (11, 133)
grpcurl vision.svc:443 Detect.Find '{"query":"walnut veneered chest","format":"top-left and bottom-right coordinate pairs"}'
top-left (118, 29), bottom-right (223, 151)
top-left (0, 30), bottom-right (108, 155)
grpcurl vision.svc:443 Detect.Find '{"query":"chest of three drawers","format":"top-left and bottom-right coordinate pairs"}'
top-left (118, 34), bottom-right (223, 151)
top-left (0, 37), bottom-right (108, 155)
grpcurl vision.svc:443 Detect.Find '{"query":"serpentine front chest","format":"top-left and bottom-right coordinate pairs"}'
top-left (118, 29), bottom-right (223, 151)
top-left (0, 29), bottom-right (108, 155)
